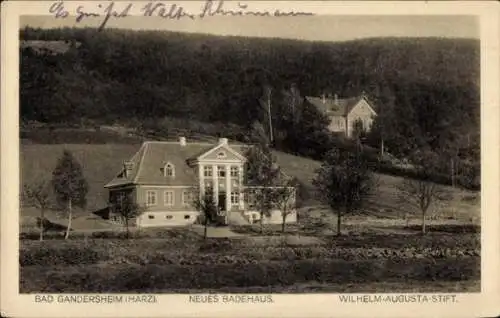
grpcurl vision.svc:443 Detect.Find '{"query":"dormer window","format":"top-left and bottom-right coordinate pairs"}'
top-left (216, 151), bottom-right (226, 159)
top-left (122, 161), bottom-right (133, 178)
top-left (161, 162), bottom-right (175, 177)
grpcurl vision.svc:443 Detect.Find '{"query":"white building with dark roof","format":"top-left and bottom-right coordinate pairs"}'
top-left (306, 94), bottom-right (377, 137)
top-left (104, 138), bottom-right (297, 227)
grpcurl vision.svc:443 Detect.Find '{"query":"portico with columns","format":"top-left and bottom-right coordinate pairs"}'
top-left (193, 138), bottom-right (247, 224)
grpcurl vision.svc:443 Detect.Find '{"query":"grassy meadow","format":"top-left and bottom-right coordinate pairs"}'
top-left (19, 140), bottom-right (481, 293)
top-left (20, 142), bottom-right (480, 223)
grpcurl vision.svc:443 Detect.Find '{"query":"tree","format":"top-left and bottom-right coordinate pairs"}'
top-left (112, 193), bottom-right (146, 239)
top-left (273, 179), bottom-right (297, 233)
top-left (191, 187), bottom-right (218, 239)
top-left (352, 118), bottom-right (366, 148)
top-left (396, 150), bottom-right (448, 234)
top-left (51, 150), bottom-right (89, 239)
top-left (278, 95), bottom-right (332, 160)
top-left (247, 120), bottom-right (269, 145)
top-left (244, 142), bottom-right (282, 233)
top-left (22, 180), bottom-right (52, 241)
top-left (313, 148), bottom-right (375, 236)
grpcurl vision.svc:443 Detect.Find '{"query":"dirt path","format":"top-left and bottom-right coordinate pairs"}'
top-left (190, 225), bottom-right (244, 238)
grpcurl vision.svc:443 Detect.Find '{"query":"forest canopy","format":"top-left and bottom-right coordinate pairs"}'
top-left (20, 27), bottom-right (480, 189)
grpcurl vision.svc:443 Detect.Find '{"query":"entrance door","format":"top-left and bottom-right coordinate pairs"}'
top-left (217, 192), bottom-right (227, 225)
top-left (218, 192), bottom-right (226, 211)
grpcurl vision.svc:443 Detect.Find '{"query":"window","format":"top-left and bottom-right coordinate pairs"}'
top-left (165, 215), bottom-right (173, 220)
top-left (231, 192), bottom-right (240, 205)
top-left (203, 166), bottom-right (213, 177)
top-left (146, 190), bottom-right (157, 206)
top-left (164, 191), bottom-right (174, 206)
top-left (116, 191), bottom-right (126, 204)
top-left (216, 151), bottom-right (226, 159)
top-left (218, 165), bottom-right (226, 177)
top-left (182, 191), bottom-right (193, 206)
top-left (148, 215), bottom-right (155, 219)
top-left (230, 166), bottom-right (239, 177)
top-left (162, 163), bottom-right (175, 177)
top-left (184, 215), bottom-right (190, 219)
top-left (204, 180), bottom-right (213, 190)
top-left (231, 180), bottom-right (239, 188)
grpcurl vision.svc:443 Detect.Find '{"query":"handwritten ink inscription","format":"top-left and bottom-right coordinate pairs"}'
top-left (48, 0), bottom-right (314, 31)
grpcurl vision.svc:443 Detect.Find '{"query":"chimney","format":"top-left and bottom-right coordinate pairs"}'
top-left (321, 93), bottom-right (326, 104)
top-left (334, 94), bottom-right (339, 105)
top-left (218, 138), bottom-right (228, 145)
top-left (179, 136), bottom-right (186, 146)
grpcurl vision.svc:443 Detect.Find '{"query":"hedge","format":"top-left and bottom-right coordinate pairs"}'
top-left (19, 227), bottom-right (201, 241)
top-left (20, 239), bottom-right (480, 267)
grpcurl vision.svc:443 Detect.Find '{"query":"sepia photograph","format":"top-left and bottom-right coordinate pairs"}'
top-left (18, 7), bottom-right (481, 294)
top-left (2, 1), bottom-right (500, 317)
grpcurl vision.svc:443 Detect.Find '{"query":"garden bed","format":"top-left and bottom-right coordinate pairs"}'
top-left (20, 237), bottom-right (480, 267)
top-left (20, 257), bottom-right (480, 293)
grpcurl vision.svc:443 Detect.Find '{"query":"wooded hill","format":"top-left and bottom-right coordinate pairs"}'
top-left (19, 27), bottom-right (480, 188)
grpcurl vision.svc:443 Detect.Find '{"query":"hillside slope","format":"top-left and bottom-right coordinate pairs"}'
top-left (20, 28), bottom-right (479, 143)
top-left (20, 143), bottom-right (479, 223)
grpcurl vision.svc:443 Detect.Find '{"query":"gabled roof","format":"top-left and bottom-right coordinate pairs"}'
top-left (197, 143), bottom-right (247, 162)
top-left (104, 141), bottom-right (250, 188)
top-left (305, 95), bottom-right (376, 117)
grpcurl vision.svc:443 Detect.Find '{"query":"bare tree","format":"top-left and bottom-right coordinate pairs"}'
top-left (244, 143), bottom-right (282, 233)
top-left (22, 180), bottom-right (52, 241)
top-left (243, 186), bottom-right (278, 233)
top-left (112, 193), bottom-right (146, 239)
top-left (191, 187), bottom-right (218, 240)
top-left (396, 150), bottom-right (449, 234)
top-left (273, 180), bottom-right (297, 233)
top-left (51, 150), bottom-right (88, 239)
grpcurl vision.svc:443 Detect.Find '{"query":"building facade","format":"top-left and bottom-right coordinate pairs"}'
top-left (104, 138), bottom-right (297, 227)
top-left (305, 94), bottom-right (377, 138)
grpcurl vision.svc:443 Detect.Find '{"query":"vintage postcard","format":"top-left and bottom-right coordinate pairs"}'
top-left (1, 0), bottom-right (499, 317)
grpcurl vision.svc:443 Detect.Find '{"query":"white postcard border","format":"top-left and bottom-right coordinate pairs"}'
top-left (2, 1), bottom-right (499, 317)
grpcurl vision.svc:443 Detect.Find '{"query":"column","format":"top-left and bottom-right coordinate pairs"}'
top-left (198, 164), bottom-right (204, 200)
top-left (225, 165), bottom-right (231, 212)
top-left (238, 165), bottom-right (244, 210)
top-left (212, 164), bottom-right (218, 205)
top-left (225, 165), bottom-right (231, 224)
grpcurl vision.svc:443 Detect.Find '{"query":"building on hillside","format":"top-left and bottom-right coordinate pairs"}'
top-left (104, 138), bottom-right (297, 227)
top-left (305, 93), bottom-right (377, 138)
